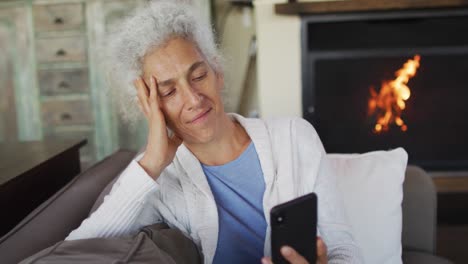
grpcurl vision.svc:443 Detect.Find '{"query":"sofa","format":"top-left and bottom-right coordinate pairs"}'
top-left (0, 149), bottom-right (453, 263)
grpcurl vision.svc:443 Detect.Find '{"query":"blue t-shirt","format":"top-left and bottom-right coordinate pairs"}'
top-left (201, 142), bottom-right (267, 264)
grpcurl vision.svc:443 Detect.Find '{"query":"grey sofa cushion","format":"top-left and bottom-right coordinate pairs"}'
top-left (19, 223), bottom-right (201, 264)
top-left (140, 223), bottom-right (202, 264)
top-left (402, 166), bottom-right (438, 254)
top-left (20, 233), bottom-right (174, 264)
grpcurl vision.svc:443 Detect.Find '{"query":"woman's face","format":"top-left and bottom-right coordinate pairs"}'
top-left (141, 37), bottom-right (225, 144)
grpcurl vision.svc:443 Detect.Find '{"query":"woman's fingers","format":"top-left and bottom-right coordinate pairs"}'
top-left (316, 237), bottom-right (328, 264)
top-left (148, 75), bottom-right (161, 114)
top-left (133, 75), bottom-right (164, 122)
top-left (262, 238), bottom-right (327, 264)
top-left (281, 246), bottom-right (308, 264)
top-left (133, 77), bottom-right (150, 117)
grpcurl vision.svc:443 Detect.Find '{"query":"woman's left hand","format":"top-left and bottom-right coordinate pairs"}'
top-left (261, 237), bottom-right (328, 264)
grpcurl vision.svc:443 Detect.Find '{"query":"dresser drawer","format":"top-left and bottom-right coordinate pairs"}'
top-left (36, 36), bottom-right (86, 63)
top-left (39, 69), bottom-right (89, 95)
top-left (42, 99), bottom-right (92, 126)
top-left (33, 3), bottom-right (84, 32)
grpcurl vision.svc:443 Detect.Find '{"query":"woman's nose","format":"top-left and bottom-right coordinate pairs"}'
top-left (184, 85), bottom-right (203, 111)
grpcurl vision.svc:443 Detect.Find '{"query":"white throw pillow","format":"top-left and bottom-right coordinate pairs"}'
top-left (327, 148), bottom-right (408, 264)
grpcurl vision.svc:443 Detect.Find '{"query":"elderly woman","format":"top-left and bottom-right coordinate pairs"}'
top-left (66, 1), bottom-right (363, 264)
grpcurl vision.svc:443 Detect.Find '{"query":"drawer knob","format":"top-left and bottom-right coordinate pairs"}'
top-left (58, 81), bottom-right (70, 89)
top-left (60, 113), bottom-right (72, 121)
top-left (54, 17), bottom-right (64, 25)
top-left (56, 49), bottom-right (67, 57)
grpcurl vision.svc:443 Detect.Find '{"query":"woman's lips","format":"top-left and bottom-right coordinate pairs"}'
top-left (190, 108), bottom-right (212, 124)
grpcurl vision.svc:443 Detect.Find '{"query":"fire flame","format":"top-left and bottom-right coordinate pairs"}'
top-left (368, 55), bottom-right (421, 133)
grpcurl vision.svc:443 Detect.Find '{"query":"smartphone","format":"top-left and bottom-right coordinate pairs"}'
top-left (270, 193), bottom-right (317, 264)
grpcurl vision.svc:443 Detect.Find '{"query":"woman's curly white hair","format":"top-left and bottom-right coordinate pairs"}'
top-left (103, 0), bottom-right (224, 124)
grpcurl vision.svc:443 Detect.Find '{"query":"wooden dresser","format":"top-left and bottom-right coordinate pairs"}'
top-left (0, 0), bottom-right (147, 169)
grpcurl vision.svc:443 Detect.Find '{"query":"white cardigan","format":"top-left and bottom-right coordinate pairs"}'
top-left (66, 114), bottom-right (364, 264)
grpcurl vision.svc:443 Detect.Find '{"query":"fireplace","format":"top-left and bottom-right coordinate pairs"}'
top-left (301, 8), bottom-right (468, 170)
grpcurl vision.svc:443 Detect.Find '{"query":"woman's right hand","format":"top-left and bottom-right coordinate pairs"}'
top-left (133, 76), bottom-right (183, 180)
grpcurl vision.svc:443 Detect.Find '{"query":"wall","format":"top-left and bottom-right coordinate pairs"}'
top-left (214, 1), bottom-right (258, 116)
top-left (254, 0), bottom-right (302, 118)
top-left (253, 0), bottom-right (337, 118)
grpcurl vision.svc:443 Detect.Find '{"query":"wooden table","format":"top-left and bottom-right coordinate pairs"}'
top-left (0, 139), bottom-right (86, 237)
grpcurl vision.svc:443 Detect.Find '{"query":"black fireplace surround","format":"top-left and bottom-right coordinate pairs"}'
top-left (301, 8), bottom-right (468, 170)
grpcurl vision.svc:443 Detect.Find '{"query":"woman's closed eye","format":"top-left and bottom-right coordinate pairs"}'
top-left (162, 89), bottom-right (176, 97)
top-left (192, 72), bottom-right (207, 82)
